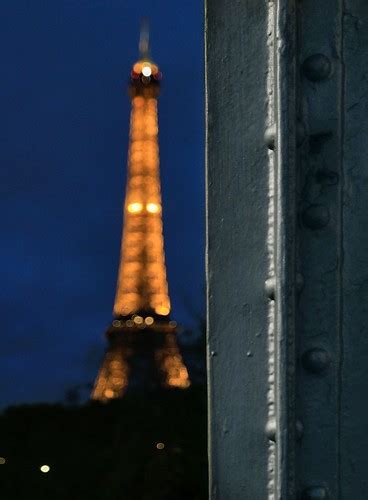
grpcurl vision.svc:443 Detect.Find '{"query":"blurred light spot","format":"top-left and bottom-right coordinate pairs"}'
top-left (112, 320), bottom-right (121, 327)
top-left (133, 316), bottom-right (143, 325)
top-left (133, 95), bottom-right (145, 107)
top-left (145, 317), bottom-right (154, 326)
top-left (0, 457), bottom-right (6, 465)
top-left (156, 442), bottom-right (165, 450)
top-left (104, 389), bottom-right (114, 398)
top-left (142, 65), bottom-right (152, 77)
top-left (126, 320), bottom-right (134, 327)
top-left (169, 321), bottom-right (177, 328)
top-left (146, 203), bottom-right (161, 214)
top-left (40, 465), bottom-right (50, 473)
top-left (127, 202), bottom-right (143, 214)
top-left (133, 62), bottom-right (142, 74)
top-left (155, 306), bottom-right (170, 316)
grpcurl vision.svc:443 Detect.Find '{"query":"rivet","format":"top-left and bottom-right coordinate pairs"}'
top-left (296, 419), bottom-right (304, 441)
top-left (296, 120), bottom-right (307, 147)
top-left (315, 168), bottom-right (339, 186)
top-left (302, 348), bottom-right (331, 374)
top-left (246, 351), bottom-right (253, 358)
top-left (302, 204), bottom-right (330, 230)
top-left (265, 277), bottom-right (276, 300)
top-left (309, 132), bottom-right (333, 154)
top-left (265, 418), bottom-right (276, 442)
top-left (210, 351), bottom-right (217, 357)
top-left (296, 273), bottom-right (304, 294)
top-left (302, 486), bottom-right (329, 500)
top-left (265, 124), bottom-right (276, 150)
top-left (302, 54), bottom-right (332, 82)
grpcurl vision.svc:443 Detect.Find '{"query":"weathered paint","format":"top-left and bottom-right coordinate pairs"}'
top-left (206, 0), bottom-right (368, 498)
top-left (206, 1), bottom-right (270, 498)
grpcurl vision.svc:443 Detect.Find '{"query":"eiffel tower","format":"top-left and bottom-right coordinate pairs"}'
top-left (92, 27), bottom-right (190, 401)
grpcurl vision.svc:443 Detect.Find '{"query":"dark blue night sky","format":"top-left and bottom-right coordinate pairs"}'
top-left (1, 1), bottom-right (204, 407)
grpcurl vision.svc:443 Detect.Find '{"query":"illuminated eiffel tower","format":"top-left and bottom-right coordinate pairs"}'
top-left (92, 27), bottom-right (190, 401)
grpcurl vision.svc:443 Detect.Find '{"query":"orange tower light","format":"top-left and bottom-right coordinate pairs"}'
top-left (92, 27), bottom-right (190, 401)
top-left (114, 57), bottom-right (170, 318)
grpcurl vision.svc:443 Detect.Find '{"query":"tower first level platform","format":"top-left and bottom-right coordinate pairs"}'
top-left (92, 316), bottom-right (190, 401)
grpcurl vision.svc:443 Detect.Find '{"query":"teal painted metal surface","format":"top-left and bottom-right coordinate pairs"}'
top-left (206, 0), bottom-right (368, 498)
top-left (206, 0), bottom-right (271, 497)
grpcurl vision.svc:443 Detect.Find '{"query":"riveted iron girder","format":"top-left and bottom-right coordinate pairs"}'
top-left (206, 0), bottom-right (368, 498)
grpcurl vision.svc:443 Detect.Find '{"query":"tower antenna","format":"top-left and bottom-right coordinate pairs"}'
top-left (139, 18), bottom-right (150, 59)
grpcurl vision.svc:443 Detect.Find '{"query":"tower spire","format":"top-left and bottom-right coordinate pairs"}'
top-left (113, 37), bottom-right (169, 318)
top-left (139, 18), bottom-right (150, 59)
top-left (91, 35), bottom-right (190, 401)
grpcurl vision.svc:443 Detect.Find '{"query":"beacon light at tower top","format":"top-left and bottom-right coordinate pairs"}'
top-left (131, 60), bottom-right (162, 82)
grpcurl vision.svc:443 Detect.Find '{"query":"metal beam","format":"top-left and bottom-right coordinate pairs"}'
top-left (206, 0), bottom-right (368, 497)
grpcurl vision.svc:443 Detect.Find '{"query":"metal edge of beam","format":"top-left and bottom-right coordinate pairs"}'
top-left (274, 1), bottom-right (297, 497)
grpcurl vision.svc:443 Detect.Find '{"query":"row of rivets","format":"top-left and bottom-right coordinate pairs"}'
top-left (300, 53), bottom-right (332, 498)
top-left (302, 54), bottom-right (332, 230)
top-left (265, 52), bottom-right (334, 496)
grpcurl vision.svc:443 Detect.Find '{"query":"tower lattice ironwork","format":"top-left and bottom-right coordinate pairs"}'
top-left (92, 32), bottom-right (190, 401)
